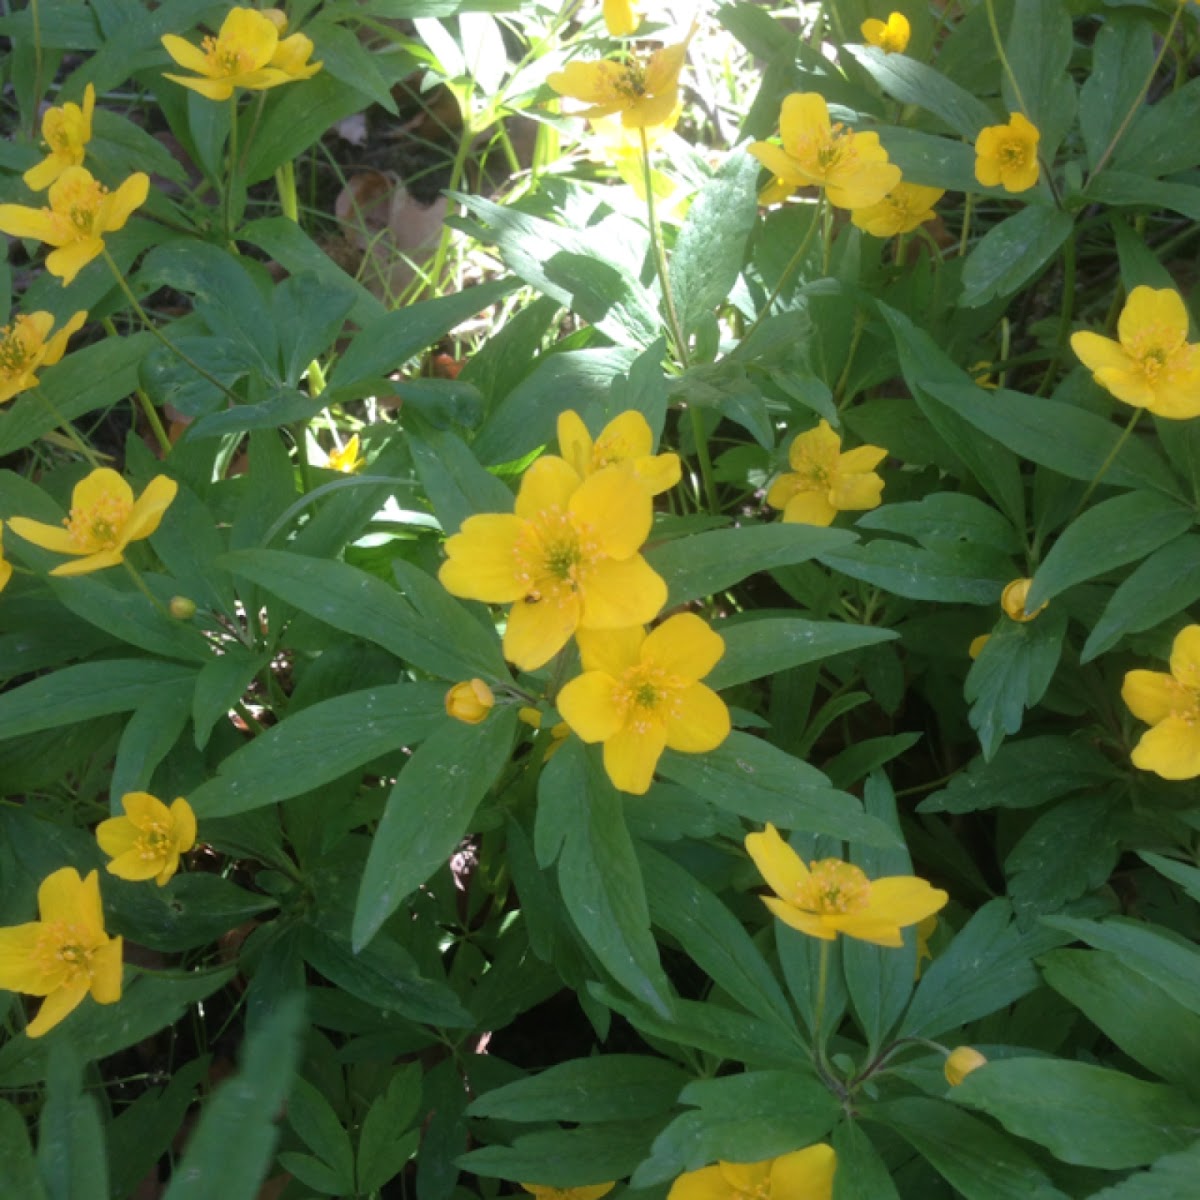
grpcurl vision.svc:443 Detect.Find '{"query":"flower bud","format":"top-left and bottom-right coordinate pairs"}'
top-left (1000, 578), bottom-right (1047, 623)
top-left (445, 679), bottom-right (494, 724)
top-left (944, 1046), bottom-right (988, 1086)
top-left (169, 595), bottom-right (197, 620)
top-left (968, 634), bottom-right (990, 660)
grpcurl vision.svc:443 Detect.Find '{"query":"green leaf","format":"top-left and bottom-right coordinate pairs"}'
top-left (960, 207), bottom-right (1074, 309)
top-left (1087, 1143), bottom-right (1200, 1199)
top-left (287, 1076), bottom-right (355, 1192)
top-left (192, 650), bottom-right (271, 750)
top-left (187, 683), bottom-right (446, 817)
top-left (407, 417), bottom-right (516, 533)
top-left (1080, 16), bottom-right (1156, 172)
top-left (952, 1058), bottom-right (1200, 1169)
top-left (1083, 535), bottom-right (1200, 662)
top-left (109, 678), bottom-right (194, 802)
top-left (1004, 0), bottom-right (1076, 156)
top-left (858, 493), bottom-right (1021, 554)
top-left (37, 1048), bottom-right (108, 1200)
top-left (352, 710), bottom-right (516, 950)
top-left (0, 1099), bottom-right (46, 1200)
top-left (658, 733), bottom-right (901, 848)
top-left (831, 1120), bottom-right (900, 1200)
top-left (647, 523), bottom-right (855, 606)
top-left (357, 1065), bottom-right (423, 1192)
top-left (870, 1097), bottom-right (1069, 1200)
top-left (1139, 851), bottom-right (1200, 903)
top-left (819, 538), bottom-right (1012, 605)
top-left (161, 994), bottom-right (305, 1200)
top-left (1026, 491), bottom-right (1194, 609)
top-left (468, 1055), bottom-right (690, 1123)
top-left (878, 127), bottom-right (981, 193)
top-left (1114, 76), bottom-right (1200, 177)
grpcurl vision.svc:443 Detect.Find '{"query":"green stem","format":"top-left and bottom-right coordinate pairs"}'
top-left (34, 388), bottom-right (101, 468)
top-left (421, 85), bottom-right (476, 304)
top-left (741, 198), bottom-right (824, 344)
top-left (812, 939), bottom-right (830, 1048)
top-left (984, 0), bottom-right (1028, 116)
top-left (29, 0), bottom-right (43, 141)
top-left (821, 199), bottom-right (835, 275)
top-left (101, 316), bottom-right (172, 454)
top-left (224, 96), bottom-right (239, 245)
top-left (958, 190), bottom-right (974, 257)
top-left (1036, 231), bottom-right (1076, 396)
top-left (275, 161), bottom-right (326, 397)
top-left (1073, 406), bottom-right (1141, 518)
top-left (123, 559), bottom-right (171, 618)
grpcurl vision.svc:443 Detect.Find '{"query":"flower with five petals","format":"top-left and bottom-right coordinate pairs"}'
top-left (861, 12), bottom-right (911, 54)
top-left (0, 166), bottom-right (149, 285)
top-left (668, 1145), bottom-right (837, 1200)
top-left (96, 792), bottom-right (197, 887)
top-left (745, 823), bottom-right (948, 946)
top-left (557, 613), bottom-right (730, 795)
top-left (8, 467), bottom-right (177, 576)
top-left (767, 420), bottom-right (887, 526)
top-left (557, 409), bottom-right (681, 495)
top-left (1122, 624), bottom-right (1200, 779)
top-left (974, 112), bottom-right (1040, 193)
top-left (1070, 286), bottom-right (1200, 419)
top-left (24, 84), bottom-right (96, 191)
top-left (0, 309), bottom-right (87, 404)
top-left (0, 867), bottom-right (123, 1037)
top-left (850, 181), bottom-right (944, 237)
top-left (438, 457), bottom-right (666, 671)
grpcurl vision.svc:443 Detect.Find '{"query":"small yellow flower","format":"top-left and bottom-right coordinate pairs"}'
top-left (161, 6), bottom-right (318, 101)
top-left (522, 1185), bottom-right (616, 1200)
top-left (0, 522), bottom-right (12, 594)
top-left (445, 679), bottom-right (496, 725)
top-left (0, 309), bottom-right (87, 404)
top-left (558, 613), bottom-right (730, 795)
top-left (603, 0), bottom-right (641, 37)
top-left (0, 867), bottom-right (123, 1037)
top-left (1123, 624), bottom-right (1200, 780)
top-left (0, 166), bottom-right (149, 286)
top-left (438, 457), bottom-right (666, 671)
top-left (96, 792), bottom-right (197, 887)
top-left (548, 28), bottom-right (693, 130)
top-left (861, 12), bottom-right (911, 54)
top-left (974, 112), bottom-right (1040, 193)
top-left (968, 634), bottom-right (990, 660)
top-left (1070, 286), bottom-right (1200, 419)
top-left (557, 409), bottom-right (680, 495)
top-left (327, 433), bottom-right (364, 473)
top-left (668, 1145), bottom-right (837, 1200)
top-left (767, 420), bottom-right (887, 526)
top-left (1000, 578), bottom-right (1046, 623)
top-left (749, 92), bottom-right (901, 210)
top-left (24, 84), bottom-right (96, 191)
top-left (944, 1046), bottom-right (988, 1086)
top-left (745, 823), bottom-right (948, 947)
top-left (8, 467), bottom-right (177, 576)
top-left (850, 181), bottom-right (944, 237)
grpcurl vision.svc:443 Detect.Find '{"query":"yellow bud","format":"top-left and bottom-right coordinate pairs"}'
top-left (1000, 578), bottom-right (1047, 623)
top-left (968, 634), bottom-right (990, 660)
top-left (518, 706), bottom-right (542, 729)
top-left (446, 679), bottom-right (494, 724)
top-left (262, 8), bottom-right (289, 33)
top-left (169, 595), bottom-right (197, 620)
top-left (944, 1046), bottom-right (988, 1086)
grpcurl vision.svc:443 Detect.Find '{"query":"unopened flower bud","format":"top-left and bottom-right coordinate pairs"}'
top-left (446, 679), bottom-right (494, 724)
top-left (169, 595), bottom-right (196, 620)
top-left (1000, 578), bottom-right (1047, 623)
top-left (944, 1046), bottom-right (988, 1086)
top-left (968, 634), bottom-right (990, 660)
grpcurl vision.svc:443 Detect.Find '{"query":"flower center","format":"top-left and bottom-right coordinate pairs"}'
top-left (52, 175), bottom-right (104, 235)
top-left (65, 491), bottom-right (132, 551)
top-left (796, 859), bottom-right (872, 915)
top-left (137, 821), bottom-right (173, 862)
top-left (512, 508), bottom-right (601, 606)
top-left (614, 60), bottom-right (648, 99)
top-left (591, 433), bottom-right (634, 472)
top-left (204, 34), bottom-right (256, 76)
top-left (813, 123), bottom-right (853, 171)
top-left (612, 662), bottom-right (683, 733)
top-left (1127, 326), bottom-right (1187, 382)
top-left (999, 140), bottom-right (1027, 168)
top-left (36, 922), bottom-right (95, 983)
top-left (0, 318), bottom-right (37, 378)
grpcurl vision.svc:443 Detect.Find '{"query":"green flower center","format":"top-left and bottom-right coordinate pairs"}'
top-left (36, 922), bottom-right (95, 983)
top-left (65, 491), bottom-right (132, 551)
top-left (0, 319), bottom-right (36, 378)
top-left (137, 821), bottom-right (173, 862)
top-left (613, 662), bottom-right (685, 733)
top-left (797, 859), bottom-right (871, 915)
top-left (513, 508), bottom-right (601, 606)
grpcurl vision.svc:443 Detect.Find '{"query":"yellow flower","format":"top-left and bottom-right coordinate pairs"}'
top-left (557, 409), bottom-right (680, 496)
top-left (668, 1145), bottom-right (837, 1200)
top-left (0, 166), bottom-right (149, 286)
top-left (861, 12), bottom-right (911, 54)
top-left (749, 93), bottom-right (901, 210)
top-left (24, 84), bottom-right (95, 191)
top-left (944, 1046), bottom-right (988, 1086)
top-left (745, 823), bottom-right (948, 947)
top-left (0, 309), bottom-right (87, 404)
top-left (96, 792), bottom-right (197, 887)
top-left (327, 433), bottom-right (364, 473)
top-left (850, 181), bottom-right (944, 237)
top-left (1122, 624), bottom-right (1200, 780)
top-left (161, 7), bottom-right (314, 101)
top-left (438, 457), bottom-right (666, 671)
top-left (521, 1184), bottom-right (616, 1200)
top-left (603, 0), bottom-right (641, 37)
top-left (0, 867), bottom-right (123, 1037)
top-left (1000, 577), bottom-right (1046, 623)
top-left (1070, 286), bottom-right (1200, 419)
top-left (548, 28), bottom-right (693, 130)
top-left (974, 112), bottom-right (1040, 193)
top-left (0, 522), bottom-right (12, 594)
top-left (446, 679), bottom-right (496, 724)
top-left (557, 613), bottom-right (730, 795)
top-left (767, 419), bottom-right (887, 526)
top-left (8, 467), bottom-right (177, 576)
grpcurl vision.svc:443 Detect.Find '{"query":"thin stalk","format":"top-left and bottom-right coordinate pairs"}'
top-left (983, 0), bottom-right (1028, 115)
top-left (274, 161), bottom-right (327, 396)
top-left (821, 200), bottom-right (834, 275)
top-left (34, 388), bottom-right (101, 468)
top-left (101, 316), bottom-right (172, 454)
top-left (741, 198), bottom-right (823, 344)
top-left (958, 191), bottom-right (974, 257)
top-left (29, 0), bottom-right (43, 141)
top-left (1036, 231), bottom-right (1076, 397)
top-left (421, 85), bottom-right (477, 304)
top-left (1073, 406), bottom-right (1141, 518)
top-left (225, 96), bottom-right (239, 245)
top-left (123, 559), bottom-right (171, 618)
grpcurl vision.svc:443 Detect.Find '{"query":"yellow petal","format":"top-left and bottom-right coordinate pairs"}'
top-left (123, 791), bottom-right (170, 829)
top-left (162, 73), bottom-right (237, 101)
top-left (720, 1163), bottom-right (771, 1194)
top-left (0, 203), bottom-right (60, 242)
top-left (863, 875), bottom-right (949, 928)
top-left (49, 549), bottom-right (122, 575)
top-left (1169, 625), bottom-right (1200, 687)
top-left (1093, 366), bottom-right (1156, 409)
top-left (766, 473), bottom-right (803, 511)
top-left (829, 470), bottom-right (884, 513)
top-left (596, 410), bottom-right (653, 461)
top-left (826, 158), bottom-right (902, 211)
top-left (783, 491), bottom-right (838, 526)
top-left (558, 671), bottom-right (625, 742)
top-left (1122, 669), bottom-right (1188, 724)
top-left (623, 88), bottom-right (680, 130)
top-left (438, 514), bottom-right (525, 603)
top-left (744, 823), bottom-right (810, 901)
top-left (748, 142), bottom-right (810, 187)
top-left (789, 420), bottom-right (840, 471)
top-left (838, 444), bottom-right (887, 473)
top-left (7, 516), bottom-right (77, 554)
top-left (89, 936), bottom-right (123, 1003)
top-left (120, 475), bottom-right (177, 546)
top-left (823, 912), bottom-right (904, 947)
top-left (100, 172), bottom-right (150, 233)
top-left (95, 816), bottom-right (138, 858)
top-left (771, 1144), bottom-right (837, 1199)
top-left (73, 469), bottom-right (129, 514)
top-left (23, 155), bottom-right (65, 192)
top-left (643, 612), bottom-right (724, 682)
top-left (569, 466), bottom-right (653, 558)
top-left (578, 554), bottom-right (666, 628)
top-left (47, 240), bottom-right (103, 285)
top-left (1119, 287), bottom-right (1190, 351)
top-left (1131, 717), bottom-right (1200, 779)
top-left (37, 867), bottom-right (88, 926)
top-left (762, 896), bottom-right (837, 939)
top-left (643, 40), bottom-right (689, 95)
top-left (666, 1165), bottom-right (730, 1200)
top-left (26, 979), bottom-right (90, 1037)
top-left (516, 455), bottom-right (582, 520)
top-left (170, 797), bottom-right (198, 853)
top-left (220, 6), bottom-right (280, 69)
top-left (1070, 331), bottom-right (1130, 376)
top-left (548, 60), bottom-right (629, 106)
top-left (504, 592), bottom-right (580, 670)
top-left (105, 849), bottom-right (163, 882)
top-left (603, 0), bottom-right (639, 36)
top-left (41, 310), bottom-right (88, 367)
top-left (861, 18), bottom-right (888, 44)
top-left (160, 33), bottom-right (212, 74)
top-left (576, 625), bottom-right (645, 676)
top-left (603, 721), bottom-right (668, 794)
top-left (664, 683), bottom-right (730, 753)
top-left (632, 452), bottom-right (681, 495)
top-left (557, 409), bottom-right (593, 478)
top-left (781, 92), bottom-right (831, 155)
top-left (0, 924), bottom-right (51, 993)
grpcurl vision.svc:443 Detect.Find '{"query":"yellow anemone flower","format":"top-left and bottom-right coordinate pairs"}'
top-left (558, 613), bottom-right (730, 794)
top-left (749, 92), bottom-right (901, 210)
top-left (548, 28), bottom-right (692, 130)
top-left (557, 409), bottom-right (681, 495)
top-left (745, 823), bottom-right (948, 946)
top-left (0, 309), bottom-right (87, 404)
top-left (974, 112), bottom-right (1040, 193)
top-left (1000, 577), bottom-right (1047, 623)
top-left (24, 83), bottom-right (96, 191)
top-left (438, 457), bottom-right (666, 671)
top-left (603, 0), bottom-right (641, 37)
top-left (767, 419), bottom-right (887, 526)
top-left (161, 7), bottom-right (305, 101)
top-left (445, 679), bottom-right (496, 725)
top-left (327, 433), bottom-right (364, 473)
top-left (0, 166), bottom-right (149, 286)
top-left (668, 1145), bottom-right (837, 1200)
top-left (96, 792), bottom-right (197, 887)
top-left (0, 867), bottom-right (123, 1037)
top-left (1122, 624), bottom-right (1200, 780)
top-left (945, 1046), bottom-right (988, 1086)
top-left (8, 467), bottom-right (177, 576)
top-left (1070, 286), bottom-right (1200, 419)
top-left (861, 12), bottom-right (911, 54)
top-left (522, 1185), bottom-right (616, 1200)
top-left (0, 522), bottom-right (12, 594)
top-left (850, 181), bottom-right (944, 237)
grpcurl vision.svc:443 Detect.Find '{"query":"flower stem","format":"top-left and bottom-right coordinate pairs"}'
top-left (33, 388), bottom-right (101, 468)
top-left (274, 161), bottom-right (327, 397)
top-left (1073, 405), bottom-right (1141, 518)
top-left (958, 190), bottom-right (974, 257)
top-left (225, 95), bottom-right (239, 245)
top-left (812, 938), bottom-right (830, 1050)
top-left (100, 316), bottom-right (172, 455)
top-left (123, 559), bottom-right (171, 618)
top-left (983, 0), bottom-right (1029, 116)
top-left (741, 198), bottom-right (824, 345)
